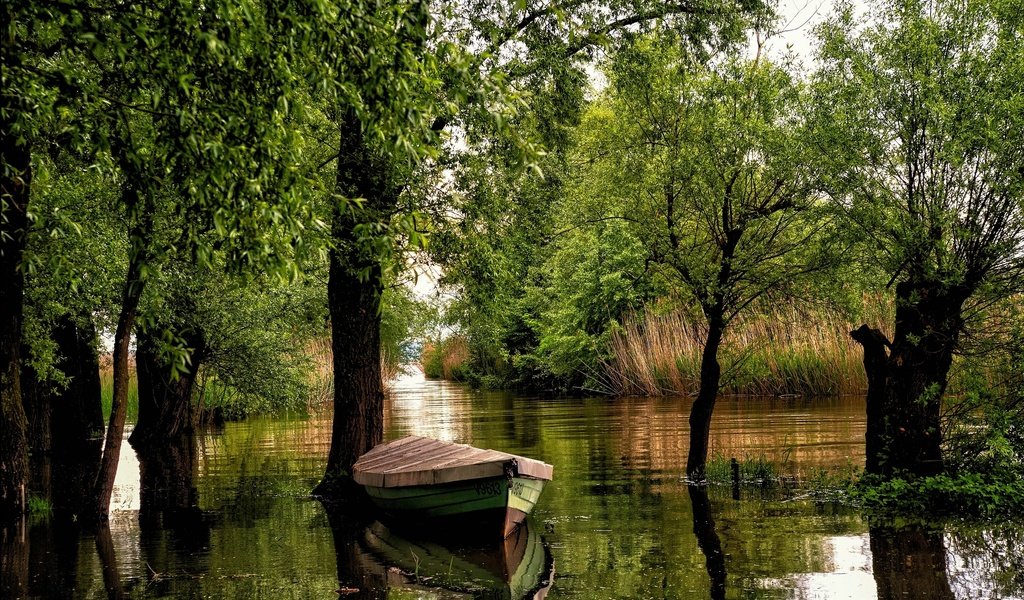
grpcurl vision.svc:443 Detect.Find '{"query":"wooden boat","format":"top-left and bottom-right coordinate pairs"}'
top-left (353, 436), bottom-right (554, 539)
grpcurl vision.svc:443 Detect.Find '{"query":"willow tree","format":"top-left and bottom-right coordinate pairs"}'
top-left (3, 0), bottom-right (364, 520)
top-left (571, 39), bottom-right (827, 479)
top-left (813, 0), bottom-right (1024, 476)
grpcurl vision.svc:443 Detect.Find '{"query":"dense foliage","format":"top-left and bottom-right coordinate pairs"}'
top-left (426, 0), bottom-right (1023, 483)
top-left (3, 0), bottom-right (1020, 517)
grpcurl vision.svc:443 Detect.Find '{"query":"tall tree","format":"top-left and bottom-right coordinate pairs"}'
top-left (0, 0), bottom-right (35, 517)
top-left (7, 0), bottom-right (341, 520)
top-left (571, 39), bottom-right (826, 479)
top-left (814, 0), bottom-right (1024, 476)
top-left (0, 91), bottom-right (31, 519)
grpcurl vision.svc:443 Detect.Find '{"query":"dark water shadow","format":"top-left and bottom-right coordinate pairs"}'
top-left (24, 438), bottom-right (102, 598)
top-left (322, 499), bottom-right (553, 599)
top-left (135, 432), bottom-right (212, 594)
top-left (870, 523), bottom-right (955, 600)
top-left (2, 517), bottom-right (29, 599)
top-left (95, 522), bottom-right (125, 600)
top-left (137, 432), bottom-right (210, 547)
top-left (322, 499), bottom-right (385, 600)
top-left (688, 485), bottom-right (726, 600)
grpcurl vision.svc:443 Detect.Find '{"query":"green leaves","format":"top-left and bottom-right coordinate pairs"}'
top-left (588, 38), bottom-right (822, 320)
top-left (811, 0), bottom-right (1024, 294)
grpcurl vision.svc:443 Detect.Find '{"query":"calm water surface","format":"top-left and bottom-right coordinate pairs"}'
top-left (11, 372), bottom-right (1022, 599)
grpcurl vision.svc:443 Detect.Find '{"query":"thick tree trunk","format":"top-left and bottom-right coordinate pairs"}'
top-left (686, 317), bottom-right (724, 480)
top-left (23, 314), bottom-right (104, 521)
top-left (883, 280), bottom-right (967, 476)
top-left (319, 253), bottom-right (384, 490)
top-left (51, 314), bottom-right (105, 442)
top-left (52, 439), bottom-right (103, 521)
top-left (316, 110), bottom-right (397, 495)
top-left (132, 330), bottom-right (158, 440)
top-left (130, 326), bottom-right (203, 448)
top-left (91, 256), bottom-right (145, 523)
top-left (850, 325), bottom-right (891, 474)
top-left (137, 432), bottom-right (202, 536)
top-left (0, 105), bottom-right (31, 520)
top-left (22, 314), bottom-right (104, 458)
top-left (21, 356), bottom-right (53, 456)
top-left (851, 280), bottom-right (969, 477)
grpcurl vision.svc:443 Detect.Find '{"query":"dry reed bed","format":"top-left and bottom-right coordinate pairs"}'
top-left (602, 299), bottom-right (894, 397)
top-left (422, 335), bottom-right (470, 380)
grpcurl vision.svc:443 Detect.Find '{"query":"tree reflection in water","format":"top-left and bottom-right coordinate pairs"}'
top-left (870, 523), bottom-right (954, 600)
top-left (135, 431), bottom-right (217, 597)
top-left (22, 437), bottom-right (102, 599)
top-left (688, 485), bottom-right (726, 600)
top-left (1, 517), bottom-right (29, 599)
top-left (322, 499), bottom-right (390, 600)
top-left (137, 432), bottom-right (209, 552)
top-left (95, 522), bottom-right (125, 600)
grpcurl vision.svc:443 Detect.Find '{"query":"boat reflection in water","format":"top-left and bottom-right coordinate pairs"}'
top-left (349, 518), bottom-right (554, 599)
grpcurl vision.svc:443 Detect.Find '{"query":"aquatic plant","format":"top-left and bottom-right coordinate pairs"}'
top-left (27, 495), bottom-right (52, 518)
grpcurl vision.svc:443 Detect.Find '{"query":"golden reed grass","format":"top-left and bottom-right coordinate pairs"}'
top-left (439, 336), bottom-right (469, 380)
top-left (422, 335), bottom-right (470, 380)
top-left (602, 297), bottom-right (893, 397)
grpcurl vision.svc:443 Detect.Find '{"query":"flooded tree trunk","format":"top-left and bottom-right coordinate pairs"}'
top-left (317, 110), bottom-right (397, 494)
top-left (52, 315), bottom-right (105, 440)
top-left (91, 251), bottom-right (145, 524)
top-left (688, 485), bottom-right (726, 600)
top-left (130, 326), bottom-right (204, 448)
top-left (21, 357), bottom-right (53, 456)
top-left (323, 502), bottom-right (384, 599)
top-left (0, 106), bottom-right (31, 520)
top-left (321, 251), bottom-right (384, 490)
top-left (686, 317), bottom-right (724, 480)
top-left (137, 432), bottom-right (205, 548)
top-left (852, 280), bottom-right (969, 476)
top-left (850, 325), bottom-right (891, 474)
top-left (870, 524), bottom-right (955, 600)
top-left (23, 314), bottom-right (105, 458)
top-left (884, 280), bottom-right (967, 475)
top-left (685, 224), bottom-right (739, 481)
top-left (23, 315), bottom-right (105, 523)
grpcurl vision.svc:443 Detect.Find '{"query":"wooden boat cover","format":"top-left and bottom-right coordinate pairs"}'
top-left (353, 436), bottom-right (554, 488)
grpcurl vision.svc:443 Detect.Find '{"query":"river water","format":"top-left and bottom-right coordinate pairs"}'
top-left (11, 372), bottom-right (1022, 599)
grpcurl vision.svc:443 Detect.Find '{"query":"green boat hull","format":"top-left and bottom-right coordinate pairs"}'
top-left (364, 476), bottom-right (546, 538)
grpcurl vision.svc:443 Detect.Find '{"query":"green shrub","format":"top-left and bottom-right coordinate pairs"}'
top-left (853, 472), bottom-right (1024, 519)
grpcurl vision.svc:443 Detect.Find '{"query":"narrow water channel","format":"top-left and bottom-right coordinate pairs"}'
top-left (11, 372), bottom-right (1022, 599)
